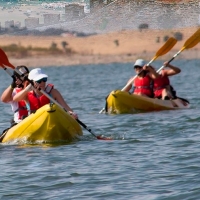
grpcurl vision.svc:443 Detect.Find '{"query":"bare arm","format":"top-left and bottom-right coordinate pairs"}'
top-left (144, 66), bottom-right (159, 79)
top-left (12, 85), bottom-right (31, 102)
top-left (123, 83), bottom-right (132, 92)
top-left (51, 89), bottom-right (74, 112)
top-left (164, 62), bottom-right (181, 76)
top-left (1, 86), bottom-right (14, 103)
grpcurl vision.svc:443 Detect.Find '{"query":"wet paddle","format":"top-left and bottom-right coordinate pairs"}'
top-left (0, 50), bottom-right (112, 140)
top-left (121, 37), bottom-right (177, 91)
top-left (157, 28), bottom-right (200, 73)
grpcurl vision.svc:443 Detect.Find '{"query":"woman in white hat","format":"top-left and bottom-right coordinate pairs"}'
top-left (13, 68), bottom-right (78, 119)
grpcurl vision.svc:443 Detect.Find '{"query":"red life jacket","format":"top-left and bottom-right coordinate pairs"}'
top-left (154, 70), bottom-right (170, 90)
top-left (15, 88), bottom-right (29, 120)
top-left (134, 75), bottom-right (152, 97)
top-left (27, 84), bottom-right (54, 113)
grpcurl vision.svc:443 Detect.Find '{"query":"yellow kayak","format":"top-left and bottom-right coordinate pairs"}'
top-left (2, 103), bottom-right (83, 143)
top-left (106, 90), bottom-right (190, 114)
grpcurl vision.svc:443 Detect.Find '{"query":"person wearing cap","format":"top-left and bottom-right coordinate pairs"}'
top-left (1, 65), bottom-right (30, 125)
top-left (124, 59), bottom-right (158, 97)
top-left (13, 68), bottom-right (78, 119)
top-left (153, 61), bottom-right (181, 100)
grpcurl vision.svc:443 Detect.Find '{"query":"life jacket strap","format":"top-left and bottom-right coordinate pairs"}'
top-left (14, 106), bottom-right (27, 113)
top-left (135, 86), bottom-right (150, 89)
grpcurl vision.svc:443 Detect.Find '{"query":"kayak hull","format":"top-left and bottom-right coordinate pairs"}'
top-left (106, 90), bottom-right (190, 114)
top-left (2, 103), bottom-right (83, 143)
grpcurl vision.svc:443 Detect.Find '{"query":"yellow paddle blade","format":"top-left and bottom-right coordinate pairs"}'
top-left (155, 37), bottom-right (177, 58)
top-left (182, 28), bottom-right (200, 50)
top-left (147, 37), bottom-right (177, 65)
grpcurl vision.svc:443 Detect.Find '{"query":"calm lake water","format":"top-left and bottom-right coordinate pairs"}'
top-left (1, 59), bottom-right (200, 200)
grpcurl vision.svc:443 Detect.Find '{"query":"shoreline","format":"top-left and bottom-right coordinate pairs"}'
top-left (8, 50), bottom-right (200, 68)
top-left (1, 27), bottom-right (200, 67)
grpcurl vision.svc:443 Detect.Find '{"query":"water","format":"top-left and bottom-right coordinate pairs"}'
top-left (1, 60), bottom-right (200, 200)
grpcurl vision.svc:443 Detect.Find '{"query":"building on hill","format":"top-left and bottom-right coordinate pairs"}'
top-left (25, 17), bottom-right (39, 28)
top-left (89, 0), bottom-right (107, 12)
top-left (43, 14), bottom-right (60, 25)
top-left (5, 20), bottom-right (14, 29)
top-left (64, 4), bottom-right (85, 21)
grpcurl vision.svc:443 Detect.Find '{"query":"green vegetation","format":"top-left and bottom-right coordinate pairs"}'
top-left (0, 41), bottom-right (73, 58)
top-left (174, 32), bottom-right (183, 41)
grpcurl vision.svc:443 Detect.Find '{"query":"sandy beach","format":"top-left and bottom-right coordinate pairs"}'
top-left (0, 26), bottom-right (200, 67)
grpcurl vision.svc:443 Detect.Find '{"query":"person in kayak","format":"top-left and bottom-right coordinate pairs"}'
top-left (1, 65), bottom-right (30, 125)
top-left (124, 59), bottom-right (158, 97)
top-left (153, 61), bottom-right (181, 100)
top-left (13, 68), bottom-right (78, 119)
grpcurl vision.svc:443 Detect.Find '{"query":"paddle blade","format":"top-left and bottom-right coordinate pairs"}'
top-left (97, 135), bottom-right (113, 140)
top-left (0, 63), bottom-right (5, 68)
top-left (183, 28), bottom-right (200, 50)
top-left (146, 37), bottom-right (177, 66)
top-left (0, 48), bottom-right (15, 69)
top-left (155, 37), bottom-right (177, 58)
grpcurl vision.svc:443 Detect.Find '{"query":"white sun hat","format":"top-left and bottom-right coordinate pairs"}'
top-left (28, 68), bottom-right (48, 81)
top-left (133, 59), bottom-right (145, 68)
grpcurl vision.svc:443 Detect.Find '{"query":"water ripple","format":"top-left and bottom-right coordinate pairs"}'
top-left (1, 61), bottom-right (200, 199)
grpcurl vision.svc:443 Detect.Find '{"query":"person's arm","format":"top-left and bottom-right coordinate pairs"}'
top-left (1, 85), bottom-right (14, 103)
top-left (12, 85), bottom-right (31, 102)
top-left (164, 61), bottom-right (181, 76)
top-left (144, 66), bottom-right (159, 79)
top-left (123, 77), bottom-right (134, 92)
top-left (1, 76), bottom-right (19, 103)
top-left (51, 89), bottom-right (78, 119)
top-left (124, 84), bottom-right (132, 92)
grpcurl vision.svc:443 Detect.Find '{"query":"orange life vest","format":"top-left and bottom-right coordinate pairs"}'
top-left (134, 75), bottom-right (152, 97)
top-left (15, 88), bottom-right (28, 120)
top-left (27, 84), bottom-right (54, 113)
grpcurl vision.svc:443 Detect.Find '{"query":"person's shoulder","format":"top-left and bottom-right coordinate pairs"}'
top-left (50, 88), bottom-right (60, 95)
top-left (161, 69), bottom-right (168, 76)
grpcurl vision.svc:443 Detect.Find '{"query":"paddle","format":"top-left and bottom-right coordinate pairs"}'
top-left (121, 37), bottom-right (177, 91)
top-left (0, 50), bottom-right (112, 141)
top-left (99, 37), bottom-right (177, 113)
top-left (156, 27), bottom-right (200, 73)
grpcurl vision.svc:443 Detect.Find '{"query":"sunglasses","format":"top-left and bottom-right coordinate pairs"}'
top-left (36, 78), bottom-right (47, 83)
top-left (134, 66), bottom-right (142, 69)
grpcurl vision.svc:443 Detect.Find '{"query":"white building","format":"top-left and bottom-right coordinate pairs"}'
top-left (5, 20), bottom-right (14, 29)
top-left (65, 4), bottom-right (85, 21)
top-left (25, 17), bottom-right (39, 28)
top-left (43, 14), bottom-right (60, 25)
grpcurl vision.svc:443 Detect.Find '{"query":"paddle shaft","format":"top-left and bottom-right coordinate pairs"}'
top-left (157, 27), bottom-right (200, 73)
top-left (156, 48), bottom-right (183, 73)
top-left (1, 64), bottom-right (102, 140)
top-left (125, 28), bottom-right (200, 86)
top-left (121, 37), bottom-right (177, 91)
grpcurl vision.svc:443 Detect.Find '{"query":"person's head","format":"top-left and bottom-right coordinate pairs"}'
top-left (14, 65), bottom-right (29, 88)
top-left (133, 59), bottom-right (145, 75)
top-left (28, 68), bottom-right (48, 90)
